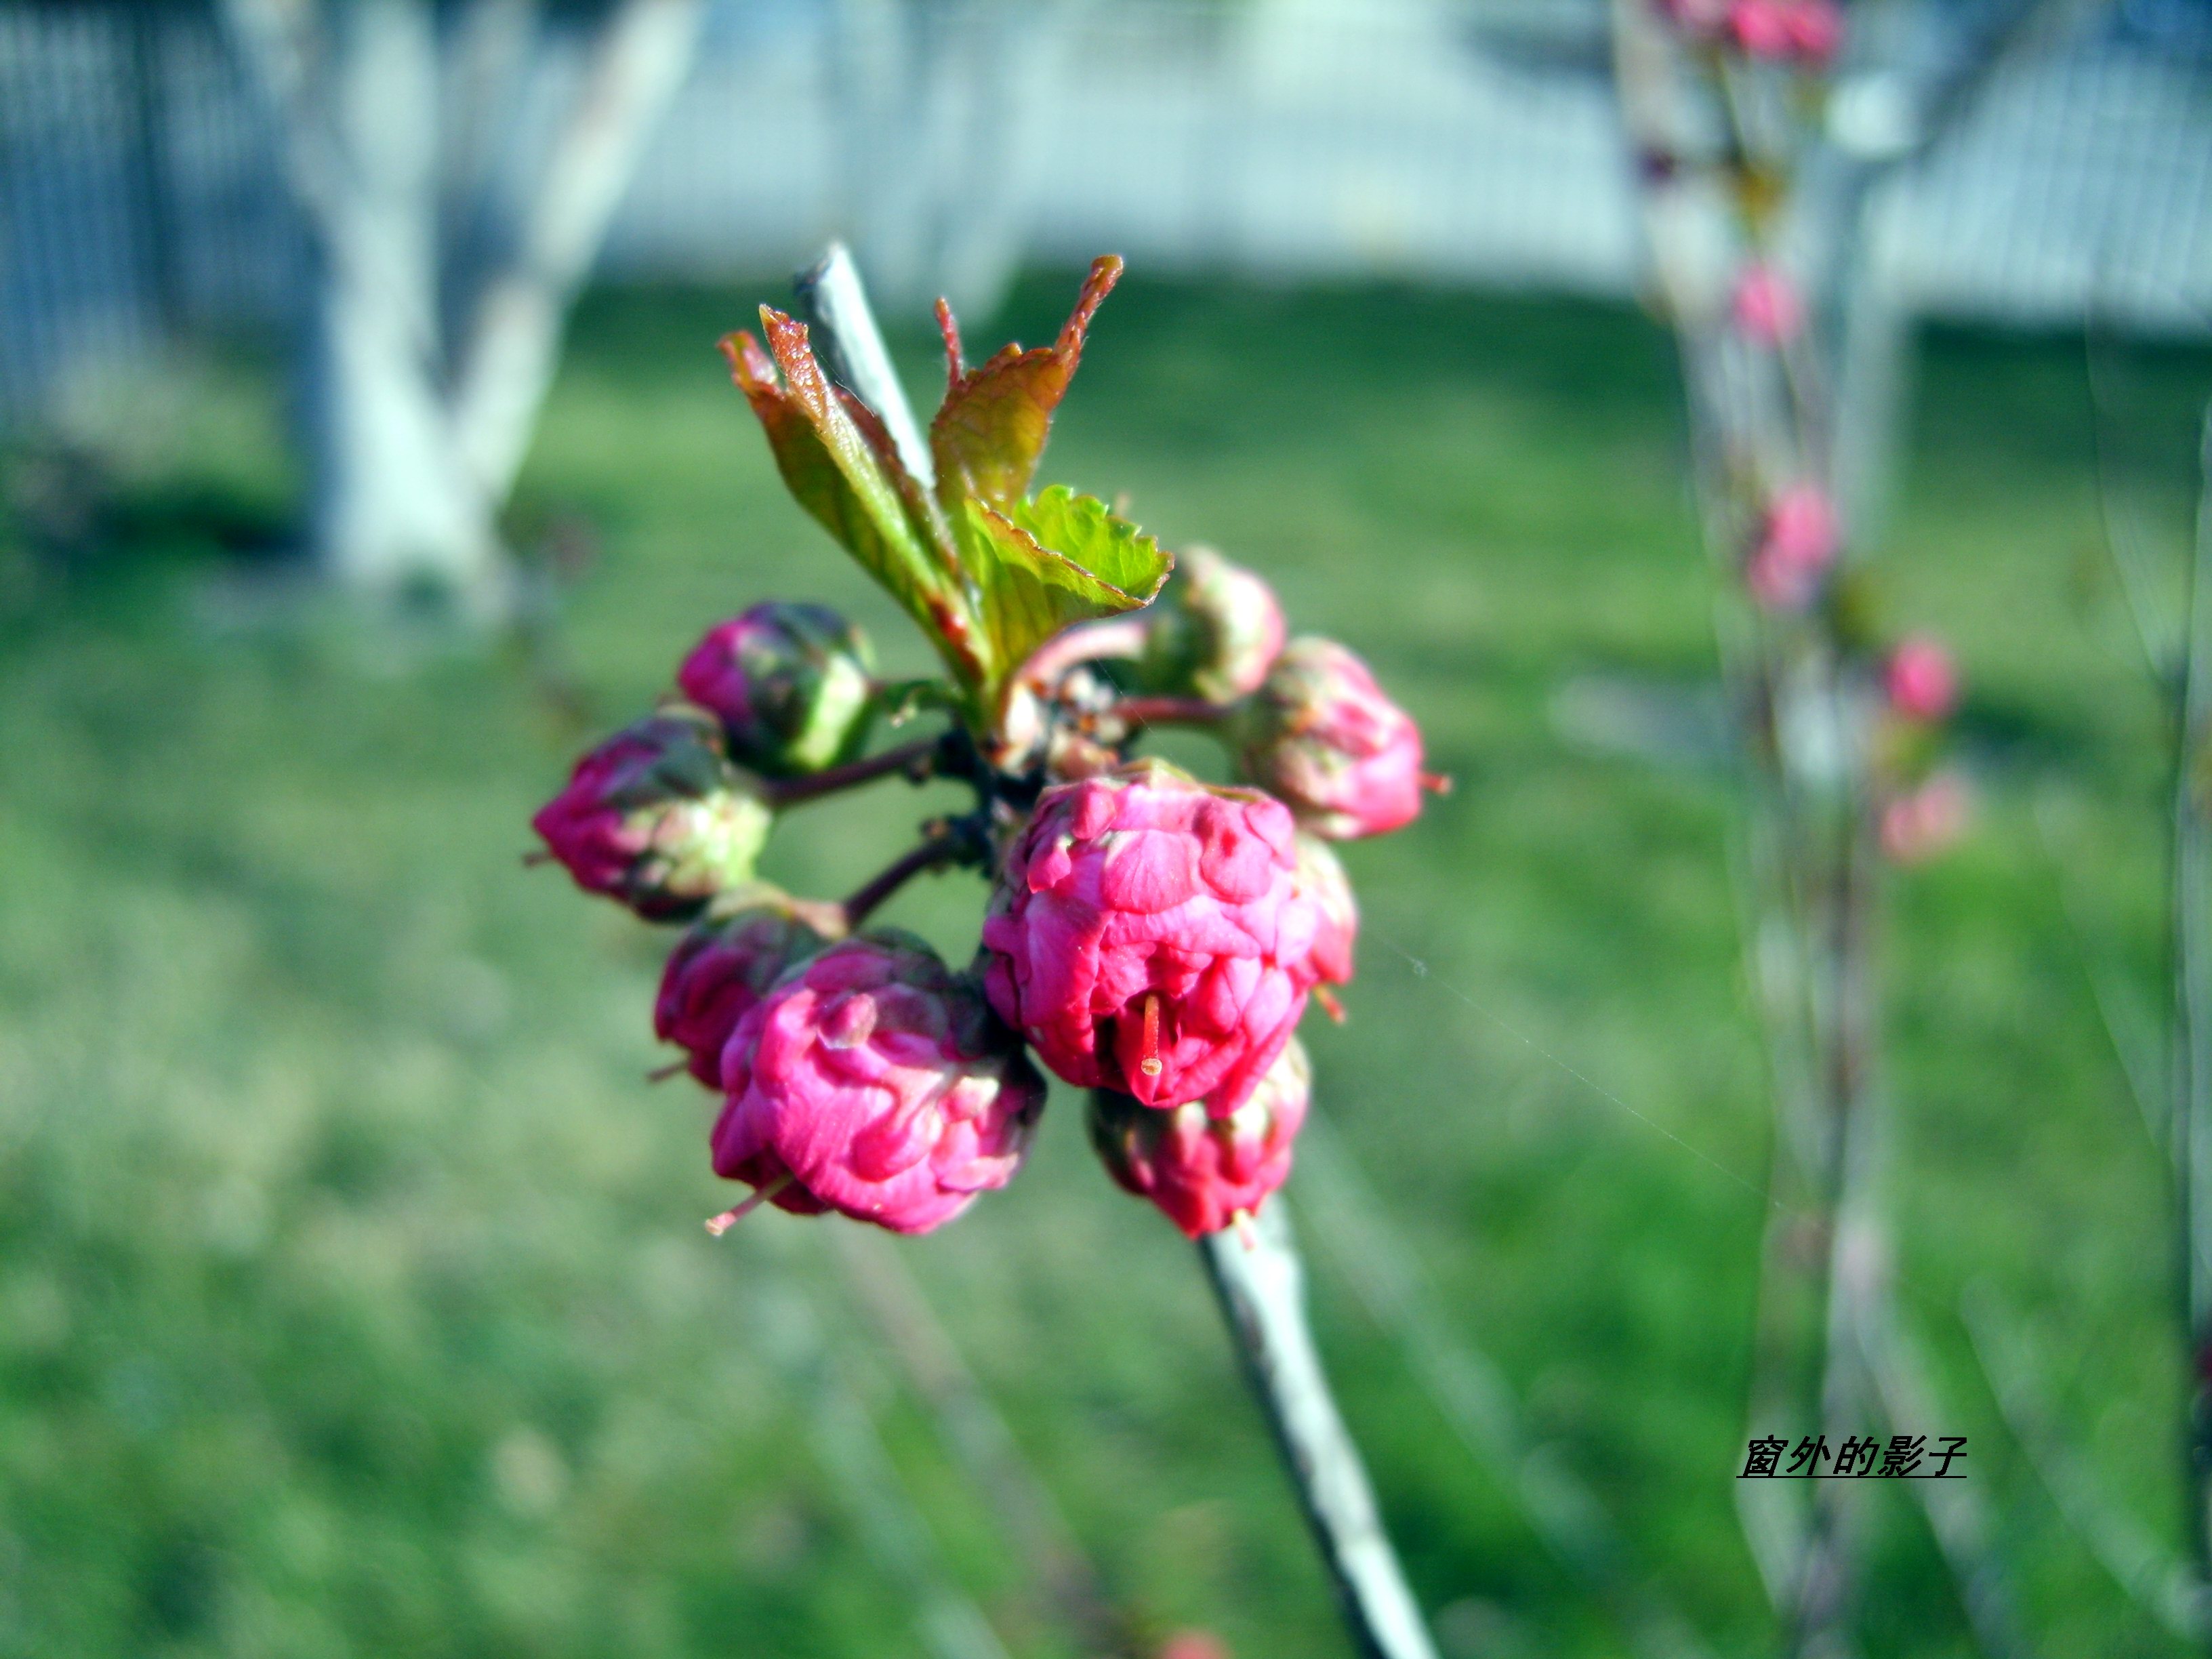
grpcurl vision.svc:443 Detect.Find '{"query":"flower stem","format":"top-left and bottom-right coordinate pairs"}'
top-left (1020, 616), bottom-right (1152, 691)
top-left (767, 735), bottom-right (945, 808)
top-left (840, 835), bottom-right (962, 930)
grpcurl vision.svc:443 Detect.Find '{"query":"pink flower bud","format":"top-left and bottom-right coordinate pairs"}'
top-left (1879, 771), bottom-right (1971, 864)
top-left (1718, 0), bottom-right (1842, 60)
top-left (1744, 484), bottom-right (1838, 611)
top-left (1139, 546), bottom-right (1288, 703)
top-left (532, 709), bottom-right (773, 921)
top-left (655, 898), bottom-right (838, 1086)
top-left (1237, 638), bottom-right (1436, 840)
top-left (712, 934), bottom-right (1046, 1234)
top-left (1730, 263), bottom-right (1804, 346)
top-left (676, 603), bottom-right (874, 776)
top-left (982, 759), bottom-right (1322, 1115)
top-left (1292, 833), bottom-right (1357, 987)
top-left (1089, 1040), bottom-right (1310, 1237)
top-left (1885, 634), bottom-right (1958, 724)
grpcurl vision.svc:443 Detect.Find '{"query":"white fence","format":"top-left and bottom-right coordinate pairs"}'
top-left (2, 0), bottom-right (2208, 425)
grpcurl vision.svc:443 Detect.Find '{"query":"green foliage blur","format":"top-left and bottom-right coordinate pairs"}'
top-left (1, 274), bottom-right (2207, 1658)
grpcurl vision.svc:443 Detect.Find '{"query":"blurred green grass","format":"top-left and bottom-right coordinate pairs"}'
top-left (1, 273), bottom-right (2207, 1659)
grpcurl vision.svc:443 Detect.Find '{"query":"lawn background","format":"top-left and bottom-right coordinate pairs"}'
top-left (1, 272), bottom-right (2207, 1658)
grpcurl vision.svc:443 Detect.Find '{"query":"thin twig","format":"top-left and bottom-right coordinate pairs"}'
top-left (1113, 695), bottom-right (1233, 729)
top-left (767, 733), bottom-right (946, 808)
top-left (450, 0), bottom-right (708, 501)
top-left (2030, 787), bottom-right (2169, 1147)
top-left (1855, 1287), bottom-right (2035, 1659)
top-left (2169, 396), bottom-right (2212, 1590)
top-left (796, 243), bottom-right (937, 489)
top-left (2083, 331), bottom-right (2181, 680)
top-left (1019, 615), bottom-right (1151, 693)
top-left (1612, 9), bottom-right (2049, 1652)
top-left (827, 1229), bottom-right (1149, 1658)
top-left (841, 836), bottom-right (962, 930)
top-left (1199, 1200), bottom-right (1439, 1659)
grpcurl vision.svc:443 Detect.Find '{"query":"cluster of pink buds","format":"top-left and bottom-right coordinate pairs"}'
top-left (1727, 0), bottom-right (1841, 62)
top-left (533, 259), bottom-right (1437, 1239)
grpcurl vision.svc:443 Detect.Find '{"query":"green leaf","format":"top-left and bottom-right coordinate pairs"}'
top-left (721, 314), bottom-right (989, 701)
top-left (956, 485), bottom-right (1171, 710)
top-left (1006, 485), bottom-right (1173, 605)
top-left (928, 256), bottom-right (1122, 512)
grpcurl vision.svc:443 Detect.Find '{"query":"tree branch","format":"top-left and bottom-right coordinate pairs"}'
top-left (1114, 695), bottom-right (1233, 730)
top-left (1961, 1286), bottom-right (2209, 1641)
top-left (1199, 1200), bottom-right (1439, 1659)
top-left (218, 0), bottom-right (443, 374)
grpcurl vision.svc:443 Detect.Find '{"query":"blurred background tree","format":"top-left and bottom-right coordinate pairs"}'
top-left (218, 0), bottom-right (705, 613)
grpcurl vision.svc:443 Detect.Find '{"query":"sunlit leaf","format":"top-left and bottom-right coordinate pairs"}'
top-left (929, 256), bottom-right (1123, 512)
top-left (1006, 485), bottom-right (1172, 607)
top-left (957, 485), bottom-right (1171, 709)
top-left (721, 312), bottom-right (988, 700)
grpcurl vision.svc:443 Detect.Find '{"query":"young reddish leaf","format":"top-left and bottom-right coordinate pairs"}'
top-left (929, 255), bottom-right (1123, 511)
top-left (721, 313), bottom-right (988, 701)
top-left (956, 486), bottom-right (1170, 710)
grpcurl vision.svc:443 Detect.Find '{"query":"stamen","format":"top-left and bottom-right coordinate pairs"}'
top-left (1420, 771), bottom-right (1454, 796)
top-left (520, 849), bottom-right (554, 867)
top-left (1231, 1209), bottom-right (1258, 1251)
top-left (1313, 986), bottom-right (1346, 1024)
top-left (647, 1059), bottom-right (689, 1083)
top-left (1138, 994), bottom-right (1163, 1078)
top-left (705, 1173), bottom-right (793, 1235)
